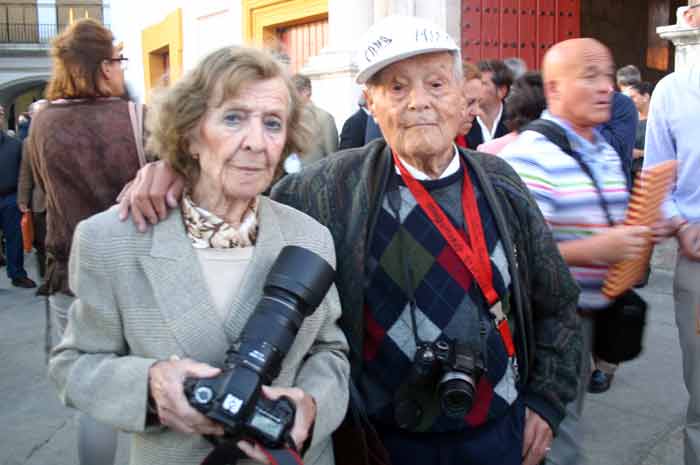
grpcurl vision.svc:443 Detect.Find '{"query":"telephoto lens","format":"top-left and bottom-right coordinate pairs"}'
top-left (185, 245), bottom-right (335, 447)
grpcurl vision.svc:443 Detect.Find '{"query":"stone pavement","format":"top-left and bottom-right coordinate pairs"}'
top-left (0, 240), bottom-right (688, 465)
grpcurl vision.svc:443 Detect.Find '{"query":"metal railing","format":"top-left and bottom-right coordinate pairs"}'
top-left (0, 22), bottom-right (110, 44)
top-left (0, 23), bottom-right (56, 44)
top-left (0, 2), bottom-right (106, 44)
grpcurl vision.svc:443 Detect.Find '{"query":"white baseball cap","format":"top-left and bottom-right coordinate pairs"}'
top-left (355, 15), bottom-right (460, 85)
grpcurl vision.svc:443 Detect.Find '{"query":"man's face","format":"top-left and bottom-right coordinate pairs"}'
top-left (622, 87), bottom-right (649, 114)
top-left (555, 48), bottom-right (614, 128)
top-left (685, 3), bottom-right (700, 28)
top-left (365, 52), bottom-right (463, 163)
top-left (479, 71), bottom-right (506, 109)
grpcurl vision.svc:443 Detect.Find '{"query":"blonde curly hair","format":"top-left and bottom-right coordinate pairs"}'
top-left (146, 46), bottom-right (311, 183)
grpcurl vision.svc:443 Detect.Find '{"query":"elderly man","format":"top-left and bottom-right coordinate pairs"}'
top-left (644, 4), bottom-right (700, 463)
top-left (501, 38), bottom-right (650, 464)
top-left (118, 16), bottom-right (581, 465)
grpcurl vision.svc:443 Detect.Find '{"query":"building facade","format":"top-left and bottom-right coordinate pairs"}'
top-left (110, 0), bottom-right (686, 133)
top-left (0, 0), bottom-right (110, 130)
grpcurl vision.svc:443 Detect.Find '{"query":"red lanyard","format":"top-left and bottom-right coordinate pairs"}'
top-left (392, 151), bottom-right (499, 306)
top-left (391, 152), bottom-right (516, 359)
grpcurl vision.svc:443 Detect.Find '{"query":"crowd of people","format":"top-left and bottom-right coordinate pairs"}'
top-left (1, 2), bottom-right (699, 465)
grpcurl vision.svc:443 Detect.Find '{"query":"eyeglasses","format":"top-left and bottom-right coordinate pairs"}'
top-left (106, 56), bottom-right (129, 70)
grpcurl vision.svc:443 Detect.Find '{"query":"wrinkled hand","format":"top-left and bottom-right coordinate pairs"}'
top-left (18, 203), bottom-right (30, 213)
top-left (650, 216), bottom-right (684, 244)
top-left (522, 408), bottom-right (553, 465)
top-left (678, 223), bottom-right (700, 261)
top-left (237, 386), bottom-right (317, 464)
top-left (117, 160), bottom-right (185, 232)
top-left (595, 225), bottom-right (651, 265)
top-left (148, 357), bottom-right (224, 436)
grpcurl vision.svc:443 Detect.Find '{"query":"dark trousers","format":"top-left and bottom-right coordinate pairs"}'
top-left (0, 193), bottom-right (27, 279)
top-left (33, 211), bottom-right (46, 278)
top-left (376, 398), bottom-right (526, 465)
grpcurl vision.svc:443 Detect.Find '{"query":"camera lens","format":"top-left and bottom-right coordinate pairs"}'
top-left (439, 372), bottom-right (476, 418)
top-left (193, 386), bottom-right (214, 404)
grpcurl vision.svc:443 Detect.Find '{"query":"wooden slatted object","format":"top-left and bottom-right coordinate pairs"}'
top-left (602, 160), bottom-right (677, 298)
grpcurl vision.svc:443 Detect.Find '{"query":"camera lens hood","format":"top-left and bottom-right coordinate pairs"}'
top-left (265, 246), bottom-right (335, 310)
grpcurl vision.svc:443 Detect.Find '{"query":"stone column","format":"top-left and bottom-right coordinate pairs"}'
top-left (657, 7), bottom-right (700, 72)
top-left (302, 0), bottom-right (373, 129)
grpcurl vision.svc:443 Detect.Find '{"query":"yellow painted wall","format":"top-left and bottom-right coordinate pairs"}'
top-left (141, 8), bottom-right (183, 99)
top-left (242, 0), bottom-right (328, 45)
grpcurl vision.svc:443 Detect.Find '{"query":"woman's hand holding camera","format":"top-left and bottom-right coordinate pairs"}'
top-left (237, 385), bottom-right (317, 464)
top-left (148, 357), bottom-right (225, 436)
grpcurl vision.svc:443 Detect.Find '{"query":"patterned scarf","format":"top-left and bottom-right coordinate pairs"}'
top-left (181, 194), bottom-right (259, 248)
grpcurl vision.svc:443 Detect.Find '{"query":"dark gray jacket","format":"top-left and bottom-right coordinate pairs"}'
top-left (272, 139), bottom-right (582, 431)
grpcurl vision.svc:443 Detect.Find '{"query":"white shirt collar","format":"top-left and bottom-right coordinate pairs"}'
top-left (476, 103), bottom-right (504, 143)
top-left (394, 146), bottom-right (461, 180)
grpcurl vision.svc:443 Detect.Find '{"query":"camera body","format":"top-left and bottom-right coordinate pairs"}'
top-left (184, 246), bottom-right (335, 448)
top-left (395, 339), bottom-right (484, 430)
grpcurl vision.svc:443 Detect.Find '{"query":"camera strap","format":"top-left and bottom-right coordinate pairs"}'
top-left (391, 151), bottom-right (515, 358)
top-left (392, 151), bottom-right (499, 306)
top-left (199, 439), bottom-right (304, 465)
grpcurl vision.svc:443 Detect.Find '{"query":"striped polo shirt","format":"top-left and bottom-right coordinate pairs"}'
top-left (500, 112), bottom-right (628, 310)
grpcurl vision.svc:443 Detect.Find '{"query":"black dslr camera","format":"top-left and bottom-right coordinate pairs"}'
top-left (395, 339), bottom-right (484, 430)
top-left (184, 246), bottom-right (335, 448)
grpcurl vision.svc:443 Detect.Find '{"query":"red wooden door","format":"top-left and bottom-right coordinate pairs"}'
top-left (460, 0), bottom-right (581, 70)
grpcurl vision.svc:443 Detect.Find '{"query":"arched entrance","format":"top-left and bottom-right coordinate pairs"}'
top-left (0, 76), bottom-right (49, 131)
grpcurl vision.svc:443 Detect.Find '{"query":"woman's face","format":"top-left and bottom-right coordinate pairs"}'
top-left (190, 77), bottom-right (290, 203)
top-left (460, 78), bottom-right (482, 133)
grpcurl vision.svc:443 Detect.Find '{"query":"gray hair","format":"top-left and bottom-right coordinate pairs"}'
top-left (504, 57), bottom-right (527, 79)
top-left (616, 65), bottom-right (641, 87)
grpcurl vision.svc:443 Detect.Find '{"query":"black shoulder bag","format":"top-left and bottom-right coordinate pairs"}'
top-left (524, 120), bottom-right (647, 364)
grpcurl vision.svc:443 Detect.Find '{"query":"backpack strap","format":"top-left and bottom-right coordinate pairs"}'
top-left (522, 119), bottom-right (615, 227)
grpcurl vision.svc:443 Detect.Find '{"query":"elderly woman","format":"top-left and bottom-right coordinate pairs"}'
top-left (49, 46), bottom-right (349, 465)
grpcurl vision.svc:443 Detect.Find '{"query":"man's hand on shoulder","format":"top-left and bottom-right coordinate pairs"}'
top-left (117, 160), bottom-right (185, 232)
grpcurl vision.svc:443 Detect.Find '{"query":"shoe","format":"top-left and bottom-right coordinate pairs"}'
top-left (588, 369), bottom-right (614, 394)
top-left (12, 277), bottom-right (37, 288)
top-left (35, 282), bottom-right (50, 296)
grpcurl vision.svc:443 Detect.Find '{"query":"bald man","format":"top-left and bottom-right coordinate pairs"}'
top-left (501, 38), bottom-right (650, 464)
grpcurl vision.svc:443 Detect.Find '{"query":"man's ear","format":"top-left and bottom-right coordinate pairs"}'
top-left (497, 85), bottom-right (509, 102)
top-left (544, 79), bottom-right (558, 103)
top-left (363, 88), bottom-right (374, 116)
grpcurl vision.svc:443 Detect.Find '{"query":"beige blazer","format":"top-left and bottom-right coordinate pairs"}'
top-left (49, 197), bottom-right (350, 465)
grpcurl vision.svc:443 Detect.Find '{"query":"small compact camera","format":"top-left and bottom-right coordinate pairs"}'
top-left (184, 246), bottom-right (335, 448)
top-left (394, 339), bottom-right (484, 430)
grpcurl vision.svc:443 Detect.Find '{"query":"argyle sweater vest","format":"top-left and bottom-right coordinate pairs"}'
top-left (361, 167), bottom-right (518, 433)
